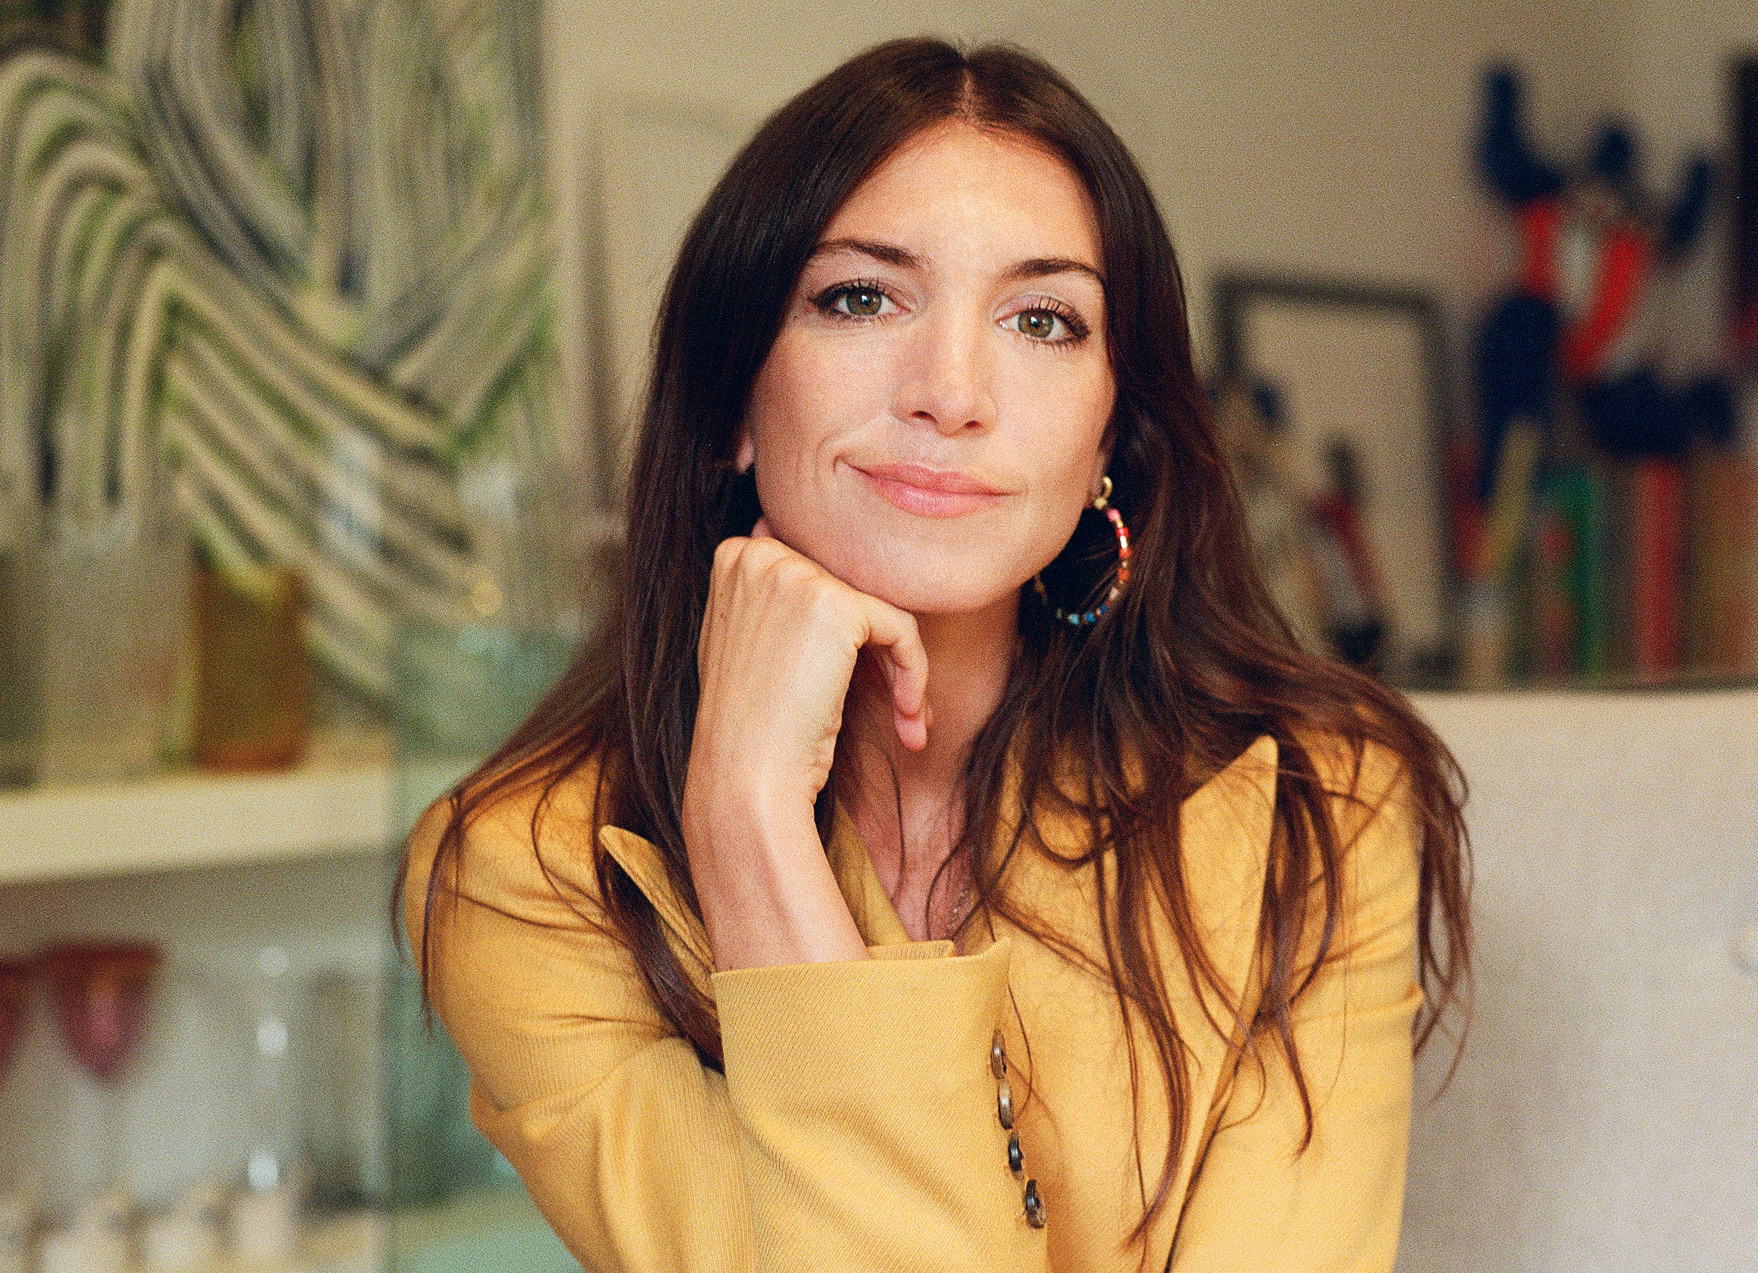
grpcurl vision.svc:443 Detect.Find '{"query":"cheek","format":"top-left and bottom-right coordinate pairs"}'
top-left (747, 333), bottom-right (886, 468)
top-left (1006, 366), bottom-right (1114, 488)
top-left (743, 335), bottom-right (883, 556)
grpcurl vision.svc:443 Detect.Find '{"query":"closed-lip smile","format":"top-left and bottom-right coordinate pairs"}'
top-left (852, 462), bottom-right (1008, 518)
top-left (856, 463), bottom-right (1005, 495)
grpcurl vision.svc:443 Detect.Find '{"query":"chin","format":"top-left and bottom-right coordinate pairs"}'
top-left (816, 538), bottom-right (1029, 618)
top-left (881, 583), bottom-right (1016, 617)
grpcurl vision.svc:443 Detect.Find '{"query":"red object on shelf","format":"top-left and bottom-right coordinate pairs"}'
top-left (38, 940), bottom-right (161, 1084)
top-left (1447, 435), bottom-right (1489, 582)
top-left (1687, 455), bottom-right (1758, 675)
top-left (1531, 501), bottom-right (1578, 681)
top-left (1628, 460), bottom-right (1687, 678)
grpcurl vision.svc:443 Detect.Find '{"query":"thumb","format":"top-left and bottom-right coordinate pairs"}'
top-left (751, 515), bottom-right (772, 539)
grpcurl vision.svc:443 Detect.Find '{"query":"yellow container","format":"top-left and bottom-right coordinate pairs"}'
top-left (193, 563), bottom-right (309, 771)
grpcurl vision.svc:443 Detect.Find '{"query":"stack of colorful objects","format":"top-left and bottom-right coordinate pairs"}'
top-left (1458, 65), bottom-right (1754, 687)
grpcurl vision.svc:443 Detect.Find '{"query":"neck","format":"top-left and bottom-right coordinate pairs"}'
top-left (839, 589), bottom-right (1019, 867)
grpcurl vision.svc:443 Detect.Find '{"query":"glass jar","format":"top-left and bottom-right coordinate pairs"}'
top-left (26, 511), bottom-right (190, 785)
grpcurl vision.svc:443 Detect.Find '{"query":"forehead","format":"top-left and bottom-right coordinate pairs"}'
top-left (818, 121), bottom-right (1102, 268)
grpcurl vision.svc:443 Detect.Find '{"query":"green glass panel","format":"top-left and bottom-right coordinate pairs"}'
top-left (382, 618), bottom-right (580, 1270)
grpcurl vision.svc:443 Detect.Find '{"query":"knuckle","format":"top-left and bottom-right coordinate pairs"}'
top-left (805, 580), bottom-right (852, 627)
top-left (746, 537), bottom-right (790, 573)
top-left (777, 555), bottom-right (820, 587)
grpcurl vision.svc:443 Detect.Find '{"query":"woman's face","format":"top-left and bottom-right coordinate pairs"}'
top-left (738, 121), bottom-right (1116, 616)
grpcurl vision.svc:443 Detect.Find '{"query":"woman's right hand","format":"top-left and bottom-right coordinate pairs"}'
top-left (688, 514), bottom-right (931, 818)
top-left (679, 515), bottom-right (931, 967)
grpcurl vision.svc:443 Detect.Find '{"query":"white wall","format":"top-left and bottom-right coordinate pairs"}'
top-left (1622, 0), bottom-right (1752, 171)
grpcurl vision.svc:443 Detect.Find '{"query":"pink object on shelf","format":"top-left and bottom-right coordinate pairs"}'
top-left (38, 941), bottom-right (161, 1084)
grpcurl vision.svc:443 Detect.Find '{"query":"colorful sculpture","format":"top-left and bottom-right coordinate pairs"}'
top-left (1474, 64), bottom-right (1733, 486)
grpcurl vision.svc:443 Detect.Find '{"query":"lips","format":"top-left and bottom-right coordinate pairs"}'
top-left (855, 463), bottom-right (1005, 495)
top-left (851, 462), bottom-right (1008, 518)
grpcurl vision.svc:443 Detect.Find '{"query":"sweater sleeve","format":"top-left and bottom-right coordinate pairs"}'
top-left (404, 794), bottom-right (1051, 1273)
top-left (1167, 749), bottom-right (1424, 1273)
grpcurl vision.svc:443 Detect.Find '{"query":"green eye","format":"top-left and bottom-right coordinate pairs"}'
top-left (1016, 310), bottom-right (1062, 340)
top-left (839, 287), bottom-right (885, 316)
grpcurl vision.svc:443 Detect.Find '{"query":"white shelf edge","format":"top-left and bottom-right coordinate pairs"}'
top-left (0, 736), bottom-right (397, 886)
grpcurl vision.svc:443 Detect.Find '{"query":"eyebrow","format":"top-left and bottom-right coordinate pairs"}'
top-left (811, 237), bottom-right (920, 269)
top-left (808, 238), bottom-right (1106, 288)
top-left (1007, 256), bottom-right (1106, 288)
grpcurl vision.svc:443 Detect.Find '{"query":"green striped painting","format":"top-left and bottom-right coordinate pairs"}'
top-left (0, 0), bottom-right (562, 698)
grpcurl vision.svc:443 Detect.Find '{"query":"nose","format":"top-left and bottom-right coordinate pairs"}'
top-left (895, 311), bottom-right (997, 435)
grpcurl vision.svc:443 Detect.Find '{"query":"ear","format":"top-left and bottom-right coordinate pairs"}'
top-left (735, 425), bottom-right (755, 474)
top-left (1091, 409), bottom-right (1119, 498)
top-left (1089, 444), bottom-right (1112, 501)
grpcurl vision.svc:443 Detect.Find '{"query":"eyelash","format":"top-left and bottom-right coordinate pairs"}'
top-left (1012, 296), bottom-right (1090, 345)
top-left (807, 281), bottom-right (1092, 346)
top-left (810, 279), bottom-right (896, 320)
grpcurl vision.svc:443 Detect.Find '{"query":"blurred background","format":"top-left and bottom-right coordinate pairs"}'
top-left (0, 1), bottom-right (1753, 1270)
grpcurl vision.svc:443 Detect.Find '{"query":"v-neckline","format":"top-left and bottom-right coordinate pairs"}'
top-left (823, 796), bottom-right (915, 948)
top-left (826, 795), bottom-right (1009, 956)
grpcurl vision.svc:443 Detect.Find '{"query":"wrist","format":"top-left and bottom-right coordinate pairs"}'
top-left (680, 786), bottom-right (865, 970)
top-left (680, 777), bottom-right (819, 869)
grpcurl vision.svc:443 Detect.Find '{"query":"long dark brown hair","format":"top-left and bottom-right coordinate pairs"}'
top-left (405, 36), bottom-right (1470, 1249)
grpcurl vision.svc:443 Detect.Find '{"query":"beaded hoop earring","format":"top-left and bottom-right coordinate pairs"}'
top-left (1031, 474), bottom-right (1131, 626)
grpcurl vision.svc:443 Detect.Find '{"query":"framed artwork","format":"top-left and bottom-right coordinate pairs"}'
top-left (0, 0), bottom-right (562, 699)
top-left (1211, 272), bottom-right (1454, 680)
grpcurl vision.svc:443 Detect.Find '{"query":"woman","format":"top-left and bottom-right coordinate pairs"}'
top-left (402, 36), bottom-right (1470, 1273)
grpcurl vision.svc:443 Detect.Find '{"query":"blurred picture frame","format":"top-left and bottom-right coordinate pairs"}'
top-left (1211, 272), bottom-right (1455, 681)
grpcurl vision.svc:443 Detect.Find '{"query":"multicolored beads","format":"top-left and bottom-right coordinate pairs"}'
top-left (1031, 475), bottom-right (1131, 627)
